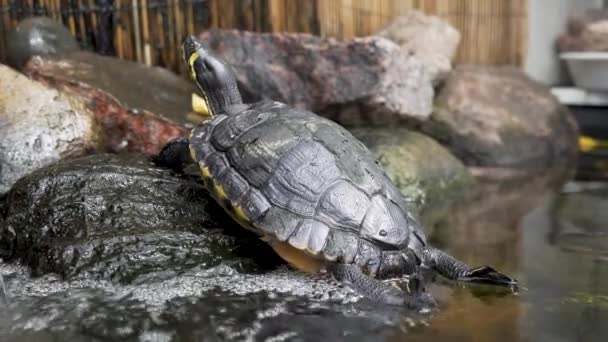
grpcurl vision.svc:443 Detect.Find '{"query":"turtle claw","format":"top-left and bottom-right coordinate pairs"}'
top-left (459, 266), bottom-right (518, 290)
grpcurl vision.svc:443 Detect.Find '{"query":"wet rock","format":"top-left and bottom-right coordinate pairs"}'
top-left (378, 11), bottom-right (460, 85)
top-left (0, 153), bottom-right (277, 281)
top-left (199, 29), bottom-right (433, 125)
top-left (0, 261), bottom-right (412, 342)
top-left (351, 127), bottom-right (473, 227)
top-left (558, 10), bottom-right (608, 52)
top-left (5, 17), bottom-right (80, 69)
top-left (0, 64), bottom-right (100, 195)
top-left (425, 65), bottom-right (579, 168)
top-left (159, 291), bottom-right (398, 341)
top-left (24, 52), bottom-right (193, 154)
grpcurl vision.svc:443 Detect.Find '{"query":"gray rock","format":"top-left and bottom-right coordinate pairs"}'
top-left (351, 127), bottom-right (473, 228)
top-left (0, 64), bottom-right (100, 194)
top-left (0, 262), bottom-right (414, 341)
top-left (0, 153), bottom-right (275, 281)
top-left (378, 11), bottom-right (461, 85)
top-left (5, 17), bottom-right (80, 69)
top-left (24, 52), bottom-right (193, 155)
top-left (425, 65), bottom-right (579, 168)
top-left (199, 29), bottom-right (433, 125)
top-left (25, 51), bottom-right (196, 127)
top-left (558, 9), bottom-right (608, 52)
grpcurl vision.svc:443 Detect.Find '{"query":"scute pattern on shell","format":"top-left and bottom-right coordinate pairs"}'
top-left (189, 101), bottom-right (425, 268)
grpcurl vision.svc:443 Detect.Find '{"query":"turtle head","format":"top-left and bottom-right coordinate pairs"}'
top-left (182, 35), bottom-right (242, 116)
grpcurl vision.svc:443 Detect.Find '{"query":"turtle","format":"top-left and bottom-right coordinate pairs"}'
top-left (155, 35), bottom-right (517, 307)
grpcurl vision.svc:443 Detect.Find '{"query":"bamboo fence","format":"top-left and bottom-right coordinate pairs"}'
top-left (0, 0), bottom-right (528, 72)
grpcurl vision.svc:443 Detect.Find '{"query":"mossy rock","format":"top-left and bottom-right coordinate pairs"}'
top-left (351, 127), bottom-right (474, 228)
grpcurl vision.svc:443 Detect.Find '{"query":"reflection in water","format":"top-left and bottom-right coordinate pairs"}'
top-left (399, 167), bottom-right (608, 342)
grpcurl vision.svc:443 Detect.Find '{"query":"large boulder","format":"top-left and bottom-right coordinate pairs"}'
top-left (378, 11), bottom-right (461, 85)
top-left (351, 127), bottom-right (473, 228)
top-left (0, 153), bottom-right (279, 281)
top-left (199, 29), bottom-right (433, 125)
top-left (0, 64), bottom-right (100, 194)
top-left (24, 52), bottom-right (193, 154)
top-left (5, 17), bottom-right (80, 69)
top-left (425, 65), bottom-right (579, 168)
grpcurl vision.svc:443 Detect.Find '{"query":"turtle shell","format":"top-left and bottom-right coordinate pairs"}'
top-left (189, 101), bottom-right (426, 273)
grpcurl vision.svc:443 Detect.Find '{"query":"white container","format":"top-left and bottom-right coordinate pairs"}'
top-left (561, 52), bottom-right (608, 91)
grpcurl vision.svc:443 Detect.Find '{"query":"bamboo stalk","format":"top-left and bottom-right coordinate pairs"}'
top-left (77, 0), bottom-right (87, 47)
top-left (132, 0), bottom-right (142, 63)
top-left (1, 0), bottom-right (10, 35)
top-left (115, 0), bottom-right (124, 59)
top-left (88, 0), bottom-right (97, 32)
top-left (174, 0), bottom-right (183, 43)
top-left (155, 7), bottom-right (168, 66)
top-left (0, 4), bottom-right (4, 62)
top-left (54, 0), bottom-right (61, 25)
top-left (67, 0), bottom-right (76, 36)
top-left (186, 0), bottom-right (194, 34)
top-left (141, 0), bottom-right (151, 65)
top-left (174, 0), bottom-right (185, 73)
top-left (209, 0), bottom-right (218, 29)
top-left (166, 0), bottom-right (176, 69)
top-left (268, 0), bottom-right (284, 32)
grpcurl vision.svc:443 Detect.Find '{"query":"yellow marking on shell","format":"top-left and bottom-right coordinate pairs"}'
top-left (233, 204), bottom-right (250, 224)
top-left (188, 51), bottom-right (199, 79)
top-left (200, 165), bottom-right (211, 178)
top-left (190, 147), bottom-right (197, 162)
top-left (265, 238), bottom-right (324, 274)
top-left (191, 93), bottom-right (210, 117)
top-left (214, 182), bottom-right (228, 201)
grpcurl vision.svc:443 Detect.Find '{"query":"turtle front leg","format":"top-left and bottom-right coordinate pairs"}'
top-left (327, 263), bottom-right (435, 309)
top-left (421, 247), bottom-right (518, 289)
top-left (154, 137), bottom-right (192, 172)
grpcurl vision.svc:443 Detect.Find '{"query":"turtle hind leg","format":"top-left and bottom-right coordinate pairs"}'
top-left (422, 247), bottom-right (518, 289)
top-left (327, 263), bottom-right (435, 309)
top-left (153, 137), bottom-right (192, 172)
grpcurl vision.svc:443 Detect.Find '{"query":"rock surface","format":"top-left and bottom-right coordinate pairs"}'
top-left (378, 11), bottom-right (461, 85)
top-left (0, 154), bottom-right (427, 340)
top-left (5, 17), bottom-right (80, 69)
top-left (0, 64), bottom-right (100, 194)
top-left (351, 127), bottom-right (473, 227)
top-left (425, 65), bottom-right (579, 168)
top-left (24, 52), bottom-right (192, 154)
top-left (199, 29), bottom-right (433, 125)
top-left (0, 261), bottom-right (419, 341)
top-left (0, 153), bottom-right (274, 280)
top-left (558, 9), bottom-right (608, 52)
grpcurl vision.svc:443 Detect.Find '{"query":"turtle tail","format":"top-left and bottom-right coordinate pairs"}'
top-left (421, 247), bottom-right (518, 289)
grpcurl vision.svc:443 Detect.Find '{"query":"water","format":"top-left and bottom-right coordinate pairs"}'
top-left (407, 189), bottom-right (608, 342)
top-left (1, 176), bottom-right (607, 341)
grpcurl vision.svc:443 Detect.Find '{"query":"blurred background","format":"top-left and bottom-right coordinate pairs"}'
top-left (2, 1), bottom-right (607, 171)
top-left (0, 0), bottom-right (529, 70)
